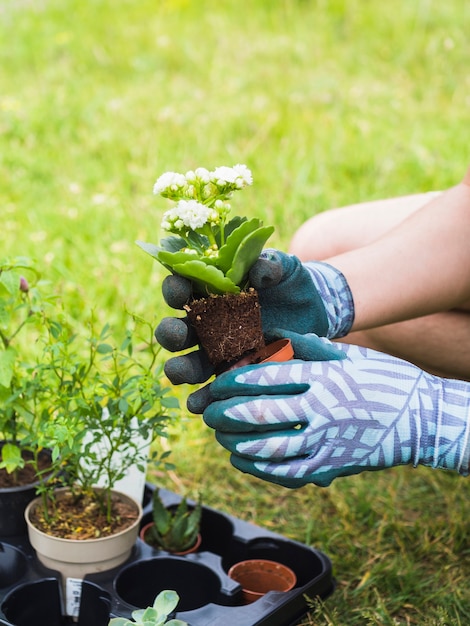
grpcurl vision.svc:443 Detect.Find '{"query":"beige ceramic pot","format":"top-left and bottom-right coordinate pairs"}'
top-left (25, 487), bottom-right (142, 581)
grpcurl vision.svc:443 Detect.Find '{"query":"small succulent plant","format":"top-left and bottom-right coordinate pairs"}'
top-left (108, 589), bottom-right (187, 626)
top-left (144, 488), bottom-right (202, 553)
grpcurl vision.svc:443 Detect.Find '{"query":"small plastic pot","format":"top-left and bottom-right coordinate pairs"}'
top-left (227, 338), bottom-right (294, 371)
top-left (228, 558), bottom-right (297, 604)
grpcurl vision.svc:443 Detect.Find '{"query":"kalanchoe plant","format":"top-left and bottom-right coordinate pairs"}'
top-left (108, 589), bottom-right (187, 626)
top-left (144, 488), bottom-right (202, 553)
top-left (136, 165), bottom-right (274, 296)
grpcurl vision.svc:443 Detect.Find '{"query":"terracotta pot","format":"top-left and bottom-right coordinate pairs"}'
top-left (228, 558), bottom-right (297, 604)
top-left (227, 338), bottom-right (294, 371)
top-left (139, 521), bottom-right (202, 555)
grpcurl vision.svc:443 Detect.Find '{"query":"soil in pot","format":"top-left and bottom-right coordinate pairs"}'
top-left (27, 489), bottom-right (139, 539)
top-left (0, 448), bottom-right (52, 489)
top-left (0, 447), bottom-right (53, 536)
top-left (184, 289), bottom-right (265, 367)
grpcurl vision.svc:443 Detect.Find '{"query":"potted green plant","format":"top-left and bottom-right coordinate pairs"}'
top-left (108, 589), bottom-right (188, 626)
top-left (136, 164), bottom-right (276, 367)
top-left (140, 488), bottom-right (202, 554)
top-left (24, 312), bottom-right (179, 613)
top-left (0, 256), bottom-right (59, 535)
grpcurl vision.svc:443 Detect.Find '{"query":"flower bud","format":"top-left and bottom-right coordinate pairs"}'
top-left (19, 276), bottom-right (29, 293)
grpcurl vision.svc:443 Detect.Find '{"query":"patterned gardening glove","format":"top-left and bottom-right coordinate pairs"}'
top-left (155, 250), bottom-right (354, 412)
top-left (203, 339), bottom-right (470, 488)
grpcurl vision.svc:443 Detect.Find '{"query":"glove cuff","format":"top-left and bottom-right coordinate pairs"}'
top-left (304, 261), bottom-right (355, 338)
top-left (418, 376), bottom-right (470, 475)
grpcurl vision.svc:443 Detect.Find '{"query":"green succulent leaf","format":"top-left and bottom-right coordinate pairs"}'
top-left (215, 215), bottom-right (246, 246)
top-left (157, 250), bottom-right (215, 269)
top-left (171, 261), bottom-right (239, 295)
top-left (153, 590), bottom-right (180, 617)
top-left (135, 240), bottom-right (164, 258)
top-left (223, 222), bottom-right (275, 286)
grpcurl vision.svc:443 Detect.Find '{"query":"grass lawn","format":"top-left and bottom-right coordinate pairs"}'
top-left (2, 0), bottom-right (470, 623)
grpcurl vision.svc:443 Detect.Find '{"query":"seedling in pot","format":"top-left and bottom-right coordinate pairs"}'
top-left (108, 589), bottom-right (188, 626)
top-left (142, 488), bottom-right (202, 553)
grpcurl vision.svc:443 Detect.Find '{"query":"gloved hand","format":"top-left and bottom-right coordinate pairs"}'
top-left (203, 339), bottom-right (470, 488)
top-left (156, 250), bottom-right (355, 411)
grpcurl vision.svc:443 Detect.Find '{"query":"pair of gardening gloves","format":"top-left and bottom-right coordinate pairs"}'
top-left (156, 251), bottom-right (470, 488)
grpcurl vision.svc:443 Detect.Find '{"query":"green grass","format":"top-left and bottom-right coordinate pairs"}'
top-left (2, 0), bottom-right (470, 622)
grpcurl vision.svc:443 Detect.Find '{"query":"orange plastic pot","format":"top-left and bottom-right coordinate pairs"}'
top-left (228, 558), bottom-right (297, 604)
top-left (227, 338), bottom-right (294, 371)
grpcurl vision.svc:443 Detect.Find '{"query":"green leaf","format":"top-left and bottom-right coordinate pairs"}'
top-left (0, 443), bottom-right (24, 473)
top-left (171, 260), bottom-right (239, 295)
top-left (217, 218), bottom-right (261, 274)
top-left (226, 224), bottom-right (274, 286)
top-left (153, 590), bottom-right (180, 617)
top-left (159, 236), bottom-right (187, 253)
top-left (157, 250), bottom-right (215, 269)
top-left (107, 619), bottom-right (131, 626)
top-left (0, 269), bottom-right (20, 295)
top-left (136, 240), bottom-right (164, 258)
top-left (97, 343), bottom-right (114, 354)
top-left (0, 347), bottom-right (17, 388)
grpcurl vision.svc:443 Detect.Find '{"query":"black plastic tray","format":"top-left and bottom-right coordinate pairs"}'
top-left (0, 485), bottom-right (334, 625)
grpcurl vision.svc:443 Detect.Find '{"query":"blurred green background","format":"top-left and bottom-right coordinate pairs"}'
top-left (1, 1), bottom-right (470, 623)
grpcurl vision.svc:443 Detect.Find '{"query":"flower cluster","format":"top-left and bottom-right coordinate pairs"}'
top-left (156, 165), bottom-right (253, 243)
top-left (137, 164), bottom-right (274, 296)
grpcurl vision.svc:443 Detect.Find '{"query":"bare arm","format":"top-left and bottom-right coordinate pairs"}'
top-left (328, 169), bottom-right (470, 331)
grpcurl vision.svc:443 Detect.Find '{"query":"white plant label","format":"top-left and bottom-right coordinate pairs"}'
top-left (66, 577), bottom-right (83, 618)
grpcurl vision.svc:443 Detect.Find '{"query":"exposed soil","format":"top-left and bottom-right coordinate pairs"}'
top-left (27, 490), bottom-right (139, 540)
top-left (185, 289), bottom-right (265, 366)
top-left (0, 449), bottom-right (52, 488)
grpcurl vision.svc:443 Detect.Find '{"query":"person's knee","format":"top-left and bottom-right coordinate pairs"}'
top-left (289, 210), bottom-right (347, 261)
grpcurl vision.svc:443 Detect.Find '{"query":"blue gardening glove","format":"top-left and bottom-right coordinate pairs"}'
top-left (251, 249), bottom-right (354, 339)
top-left (155, 251), bottom-right (354, 410)
top-left (203, 339), bottom-right (470, 488)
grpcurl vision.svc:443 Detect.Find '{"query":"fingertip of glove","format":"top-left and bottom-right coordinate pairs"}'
top-left (155, 317), bottom-right (190, 351)
top-left (249, 256), bottom-right (283, 289)
top-left (188, 384), bottom-right (213, 414)
top-left (162, 274), bottom-right (192, 309)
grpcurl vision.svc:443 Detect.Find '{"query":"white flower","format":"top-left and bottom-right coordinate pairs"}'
top-left (211, 164), bottom-right (253, 189)
top-left (153, 171), bottom-right (187, 195)
top-left (162, 200), bottom-right (213, 232)
top-left (194, 167), bottom-right (210, 183)
top-left (233, 163), bottom-right (253, 186)
top-left (211, 166), bottom-right (238, 185)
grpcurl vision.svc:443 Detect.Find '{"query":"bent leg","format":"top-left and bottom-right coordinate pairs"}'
top-left (289, 191), bottom-right (470, 382)
top-left (289, 191), bottom-right (442, 260)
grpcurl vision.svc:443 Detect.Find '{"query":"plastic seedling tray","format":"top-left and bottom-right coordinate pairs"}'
top-left (0, 485), bottom-right (334, 626)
